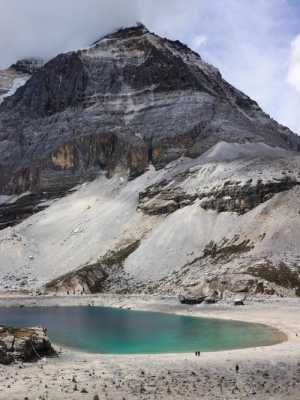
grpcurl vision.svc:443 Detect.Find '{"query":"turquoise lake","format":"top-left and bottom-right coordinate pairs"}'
top-left (0, 306), bottom-right (284, 354)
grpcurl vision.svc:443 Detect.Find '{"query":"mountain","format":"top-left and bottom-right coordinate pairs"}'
top-left (0, 24), bottom-right (300, 299)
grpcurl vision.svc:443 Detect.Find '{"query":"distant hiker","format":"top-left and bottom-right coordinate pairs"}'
top-left (235, 364), bottom-right (239, 373)
top-left (219, 377), bottom-right (224, 394)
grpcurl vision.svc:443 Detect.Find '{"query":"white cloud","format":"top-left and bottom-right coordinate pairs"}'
top-left (190, 35), bottom-right (207, 51)
top-left (0, 0), bottom-right (139, 68)
top-left (287, 35), bottom-right (300, 93)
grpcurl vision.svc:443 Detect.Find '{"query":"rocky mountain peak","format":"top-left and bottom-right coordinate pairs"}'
top-left (92, 22), bottom-right (149, 46)
top-left (0, 26), bottom-right (299, 198)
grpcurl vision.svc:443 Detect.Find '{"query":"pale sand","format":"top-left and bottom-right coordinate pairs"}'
top-left (0, 295), bottom-right (300, 399)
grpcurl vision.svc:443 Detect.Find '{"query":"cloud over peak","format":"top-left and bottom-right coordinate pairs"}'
top-left (0, 0), bottom-right (299, 133)
top-left (288, 35), bottom-right (300, 93)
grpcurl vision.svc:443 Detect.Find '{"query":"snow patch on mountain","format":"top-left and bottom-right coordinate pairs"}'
top-left (0, 74), bottom-right (29, 104)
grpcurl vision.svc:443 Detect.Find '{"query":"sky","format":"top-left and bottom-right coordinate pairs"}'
top-left (0, 0), bottom-right (299, 133)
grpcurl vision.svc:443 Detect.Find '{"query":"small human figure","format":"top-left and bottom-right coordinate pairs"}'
top-left (235, 364), bottom-right (239, 373)
top-left (219, 376), bottom-right (224, 394)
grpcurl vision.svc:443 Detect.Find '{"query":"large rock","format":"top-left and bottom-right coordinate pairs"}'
top-left (179, 278), bottom-right (223, 304)
top-left (0, 326), bottom-right (56, 364)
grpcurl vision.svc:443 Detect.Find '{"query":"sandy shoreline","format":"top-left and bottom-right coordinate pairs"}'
top-left (0, 295), bottom-right (300, 399)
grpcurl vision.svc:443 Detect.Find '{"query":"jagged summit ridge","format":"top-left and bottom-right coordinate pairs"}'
top-left (87, 23), bottom-right (222, 87)
top-left (91, 22), bottom-right (149, 46)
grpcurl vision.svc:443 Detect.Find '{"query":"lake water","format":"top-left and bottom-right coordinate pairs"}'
top-left (0, 306), bottom-right (284, 354)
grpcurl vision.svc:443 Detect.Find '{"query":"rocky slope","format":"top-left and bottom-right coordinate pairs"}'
top-left (0, 24), bottom-right (300, 298)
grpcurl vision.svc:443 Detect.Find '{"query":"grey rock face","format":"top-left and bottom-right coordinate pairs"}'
top-left (199, 178), bottom-right (299, 213)
top-left (138, 174), bottom-right (299, 215)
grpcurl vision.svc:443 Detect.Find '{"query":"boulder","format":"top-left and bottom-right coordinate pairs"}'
top-left (178, 294), bottom-right (207, 305)
top-left (179, 281), bottom-right (221, 305)
top-left (204, 297), bottom-right (218, 304)
top-left (234, 299), bottom-right (245, 306)
top-left (0, 326), bottom-right (56, 365)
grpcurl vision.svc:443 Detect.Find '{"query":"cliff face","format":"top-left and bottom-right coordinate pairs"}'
top-left (0, 25), bottom-right (300, 298)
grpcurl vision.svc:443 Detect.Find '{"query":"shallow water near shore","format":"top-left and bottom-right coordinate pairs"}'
top-left (0, 306), bottom-right (285, 354)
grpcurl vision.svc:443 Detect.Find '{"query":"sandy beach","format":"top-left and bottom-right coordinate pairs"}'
top-left (0, 295), bottom-right (299, 400)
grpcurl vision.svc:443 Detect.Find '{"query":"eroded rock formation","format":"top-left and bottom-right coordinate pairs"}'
top-left (0, 326), bottom-right (56, 365)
